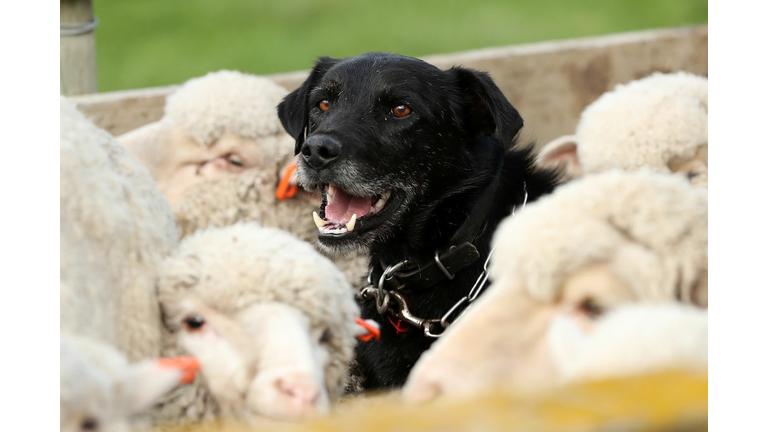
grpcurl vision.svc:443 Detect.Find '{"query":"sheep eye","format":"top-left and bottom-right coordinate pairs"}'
top-left (687, 171), bottom-right (700, 180)
top-left (183, 314), bottom-right (205, 331)
top-left (577, 298), bottom-right (604, 319)
top-left (319, 329), bottom-right (332, 344)
top-left (392, 104), bottom-right (412, 118)
top-left (227, 154), bottom-right (244, 167)
top-left (81, 417), bottom-right (99, 431)
top-left (318, 100), bottom-right (330, 112)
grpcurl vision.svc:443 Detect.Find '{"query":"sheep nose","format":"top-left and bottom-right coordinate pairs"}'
top-left (275, 376), bottom-right (322, 409)
top-left (301, 136), bottom-right (341, 169)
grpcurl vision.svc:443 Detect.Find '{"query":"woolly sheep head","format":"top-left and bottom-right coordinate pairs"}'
top-left (537, 72), bottom-right (708, 187)
top-left (118, 70), bottom-right (296, 209)
top-left (60, 335), bottom-right (185, 432)
top-left (402, 171), bottom-right (708, 402)
top-left (157, 223), bottom-right (359, 422)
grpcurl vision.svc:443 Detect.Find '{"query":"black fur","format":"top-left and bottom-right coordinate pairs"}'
top-left (278, 52), bottom-right (560, 389)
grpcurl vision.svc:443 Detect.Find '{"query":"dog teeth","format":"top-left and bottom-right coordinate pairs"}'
top-left (312, 211), bottom-right (325, 230)
top-left (346, 214), bottom-right (357, 232)
top-left (327, 184), bottom-right (336, 204)
top-left (372, 190), bottom-right (391, 212)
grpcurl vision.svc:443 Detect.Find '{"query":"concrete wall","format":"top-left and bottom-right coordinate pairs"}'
top-left (70, 25), bottom-right (707, 145)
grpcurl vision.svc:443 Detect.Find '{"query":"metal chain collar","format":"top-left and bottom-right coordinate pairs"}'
top-left (357, 182), bottom-right (528, 338)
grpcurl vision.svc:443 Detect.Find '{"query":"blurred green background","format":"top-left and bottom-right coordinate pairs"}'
top-left (92, 0), bottom-right (707, 92)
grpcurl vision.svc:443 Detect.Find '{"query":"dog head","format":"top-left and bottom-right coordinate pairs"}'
top-left (278, 53), bottom-right (523, 255)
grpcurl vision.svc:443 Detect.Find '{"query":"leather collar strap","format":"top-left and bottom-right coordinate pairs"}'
top-left (378, 166), bottom-right (502, 292)
top-left (385, 242), bottom-right (480, 292)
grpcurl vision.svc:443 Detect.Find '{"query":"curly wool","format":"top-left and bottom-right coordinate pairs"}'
top-left (165, 70), bottom-right (289, 147)
top-left (490, 170), bottom-right (708, 304)
top-left (616, 71), bottom-right (708, 110)
top-left (574, 72), bottom-right (708, 176)
top-left (157, 223), bottom-right (360, 404)
top-left (60, 97), bottom-right (179, 361)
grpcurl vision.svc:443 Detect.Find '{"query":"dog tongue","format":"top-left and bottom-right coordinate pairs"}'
top-left (326, 188), bottom-right (372, 223)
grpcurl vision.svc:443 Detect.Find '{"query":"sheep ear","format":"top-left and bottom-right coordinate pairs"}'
top-left (121, 360), bottom-right (182, 415)
top-left (450, 67), bottom-right (524, 147)
top-left (691, 270), bottom-right (708, 308)
top-left (278, 57), bottom-right (340, 155)
top-left (537, 135), bottom-right (583, 176)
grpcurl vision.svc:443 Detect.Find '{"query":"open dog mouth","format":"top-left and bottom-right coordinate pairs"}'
top-left (312, 184), bottom-right (392, 236)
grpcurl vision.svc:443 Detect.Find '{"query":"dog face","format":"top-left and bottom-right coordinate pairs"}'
top-left (278, 53), bottom-right (523, 255)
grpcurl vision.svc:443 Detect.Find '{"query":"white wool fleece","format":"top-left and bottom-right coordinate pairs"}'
top-left (490, 170), bottom-right (707, 304)
top-left (616, 71), bottom-right (708, 110)
top-left (60, 97), bottom-right (178, 360)
top-left (157, 223), bottom-right (360, 400)
top-left (576, 85), bottom-right (708, 174)
top-left (165, 70), bottom-right (289, 147)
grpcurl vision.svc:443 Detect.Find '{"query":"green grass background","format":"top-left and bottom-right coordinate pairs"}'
top-left (92, 0), bottom-right (707, 92)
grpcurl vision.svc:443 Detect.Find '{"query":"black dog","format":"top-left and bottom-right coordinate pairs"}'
top-left (278, 53), bottom-right (559, 389)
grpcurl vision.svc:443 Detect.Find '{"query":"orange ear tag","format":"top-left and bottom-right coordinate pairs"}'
top-left (156, 356), bottom-right (201, 384)
top-left (276, 163), bottom-right (299, 201)
top-left (355, 317), bottom-right (381, 342)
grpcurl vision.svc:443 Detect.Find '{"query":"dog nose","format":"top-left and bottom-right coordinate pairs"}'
top-left (301, 136), bottom-right (341, 169)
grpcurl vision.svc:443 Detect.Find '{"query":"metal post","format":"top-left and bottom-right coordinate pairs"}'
top-left (60, 0), bottom-right (98, 95)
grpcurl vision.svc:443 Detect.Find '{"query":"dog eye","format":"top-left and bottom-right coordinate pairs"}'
top-left (392, 105), bottom-right (412, 118)
top-left (577, 297), bottom-right (604, 319)
top-left (318, 100), bottom-right (330, 112)
top-left (182, 314), bottom-right (206, 332)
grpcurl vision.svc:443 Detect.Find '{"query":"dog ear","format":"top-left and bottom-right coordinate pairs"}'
top-left (278, 57), bottom-right (340, 155)
top-left (450, 67), bottom-right (524, 147)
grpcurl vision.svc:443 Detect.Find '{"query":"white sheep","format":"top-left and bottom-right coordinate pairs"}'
top-left (62, 97), bottom-right (195, 429)
top-left (152, 223), bottom-right (360, 426)
top-left (537, 72), bottom-right (708, 186)
top-left (60, 334), bottom-right (192, 432)
top-left (61, 96), bottom-right (178, 361)
top-left (402, 170), bottom-right (707, 402)
top-left (118, 70), bottom-right (292, 209)
top-left (117, 70), bottom-right (369, 286)
top-left (62, 98), bottom-right (360, 426)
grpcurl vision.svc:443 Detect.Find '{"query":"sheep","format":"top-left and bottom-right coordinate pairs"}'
top-left (152, 223), bottom-right (360, 426)
top-left (117, 70), bottom-right (369, 287)
top-left (60, 333), bottom-right (195, 432)
top-left (537, 72), bottom-right (708, 186)
top-left (63, 98), bottom-right (360, 425)
top-left (61, 97), bottom-right (195, 429)
top-left (61, 96), bottom-right (178, 361)
top-left (402, 170), bottom-right (707, 402)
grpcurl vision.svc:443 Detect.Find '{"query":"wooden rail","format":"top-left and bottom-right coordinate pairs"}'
top-left (70, 25), bottom-right (707, 144)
